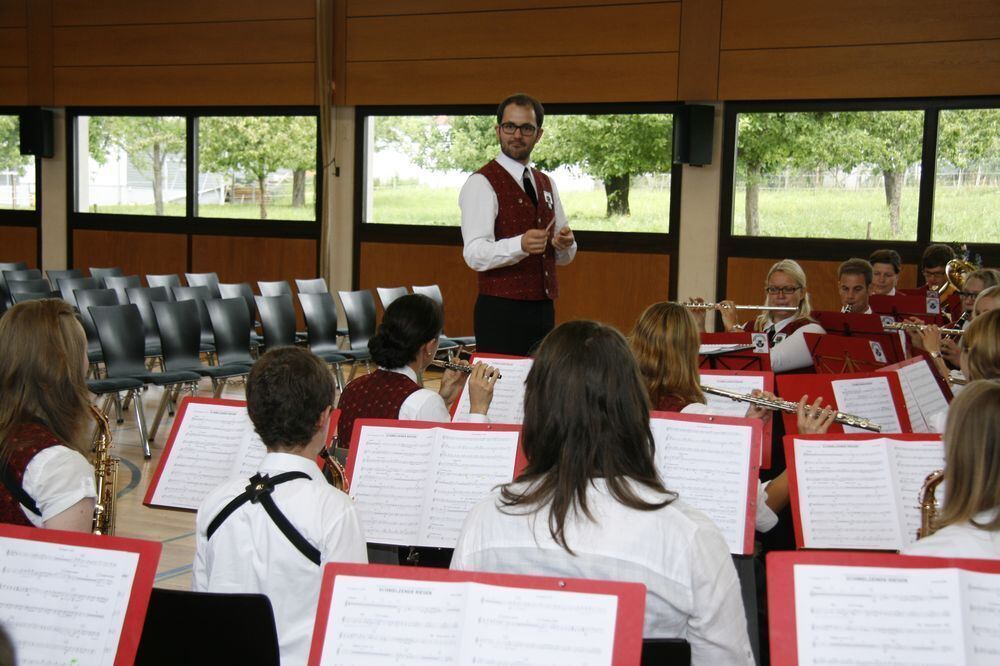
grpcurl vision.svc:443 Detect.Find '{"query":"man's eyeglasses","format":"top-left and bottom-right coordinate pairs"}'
top-left (499, 122), bottom-right (538, 137)
top-left (765, 286), bottom-right (802, 295)
top-left (957, 290), bottom-right (981, 299)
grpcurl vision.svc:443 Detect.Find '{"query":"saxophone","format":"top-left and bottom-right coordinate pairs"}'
top-left (90, 405), bottom-right (119, 535)
top-left (917, 469), bottom-right (945, 539)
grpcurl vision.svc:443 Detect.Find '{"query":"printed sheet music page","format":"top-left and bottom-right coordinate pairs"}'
top-left (699, 374), bottom-right (764, 418)
top-left (894, 359), bottom-right (949, 434)
top-left (830, 376), bottom-right (903, 434)
top-left (452, 357), bottom-right (533, 425)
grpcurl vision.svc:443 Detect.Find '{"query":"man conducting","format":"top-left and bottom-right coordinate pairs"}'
top-left (460, 93), bottom-right (577, 356)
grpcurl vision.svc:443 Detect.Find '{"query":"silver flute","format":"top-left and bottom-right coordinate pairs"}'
top-left (700, 385), bottom-right (882, 433)
top-left (429, 359), bottom-right (502, 380)
top-left (683, 302), bottom-right (797, 312)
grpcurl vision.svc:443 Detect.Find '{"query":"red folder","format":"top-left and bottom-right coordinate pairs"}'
top-left (767, 550), bottom-right (1000, 666)
top-left (776, 371), bottom-right (912, 435)
top-left (812, 311), bottom-right (906, 364)
top-left (803, 332), bottom-right (889, 374)
top-left (700, 368), bottom-right (775, 468)
top-left (878, 355), bottom-right (953, 405)
top-left (308, 563), bottom-right (647, 666)
top-left (0, 523), bottom-right (161, 666)
top-left (698, 332), bottom-right (772, 371)
top-left (448, 352), bottom-right (531, 419)
top-left (870, 292), bottom-right (942, 316)
top-left (783, 433), bottom-right (943, 549)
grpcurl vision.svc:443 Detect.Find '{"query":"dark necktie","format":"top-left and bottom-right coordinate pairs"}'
top-left (522, 168), bottom-right (538, 207)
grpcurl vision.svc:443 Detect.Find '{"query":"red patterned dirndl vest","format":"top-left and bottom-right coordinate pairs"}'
top-left (336, 370), bottom-right (422, 448)
top-left (0, 423), bottom-right (63, 526)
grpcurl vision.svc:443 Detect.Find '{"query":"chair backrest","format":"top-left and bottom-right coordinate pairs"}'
top-left (126, 286), bottom-right (171, 343)
top-left (411, 284), bottom-right (444, 306)
top-left (7, 278), bottom-right (54, 298)
top-left (298, 292), bottom-right (341, 354)
top-left (376, 286), bottom-right (409, 311)
top-left (0, 261), bottom-right (28, 272)
top-left (3, 268), bottom-right (42, 283)
top-left (57, 276), bottom-right (100, 308)
top-left (640, 638), bottom-right (691, 666)
top-left (218, 282), bottom-right (257, 328)
top-left (10, 289), bottom-right (57, 304)
top-left (135, 588), bottom-right (279, 666)
top-left (0, 262), bottom-right (29, 309)
top-left (185, 272), bottom-right (222, 299)
top-left (105, 275), bottom-right (142, 304)
top-left (172, 286), bottom-right (215, 346)
top-left (153, 299), bottom-right (204, 372)
top-left (257, 280), bottom-right (292, 297)
top-left (255, 294), bottom-right (298, 349)
top-left (146, 274), bottom-right (181, 300)
top-left (295, 277), bottom-right (328, 295)
top-left (46, 268), bottom-right (83, 290)
top-left (206, 298), bottom-right (254, 366)
top-left (89, 304), bottom-right (149, 377)
top-left (88, 266), bottom-right (124, 287)
top-left (337, 290), bottom-right (377, 350)
top-left (75, 288), bottom-right (120, 348)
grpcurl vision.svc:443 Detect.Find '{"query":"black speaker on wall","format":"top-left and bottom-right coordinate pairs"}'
top-left (672, 104), bottom-right (714, 166)
top-left (19, 108), bottom-right (54, 158)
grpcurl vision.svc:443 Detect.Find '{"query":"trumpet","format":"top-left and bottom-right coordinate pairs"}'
top-left (700, 385), bottom-right (883, 432)
top-left (683, 303), bottom-right (797, 312)
top-left (883, 322), bottom-right (964, 335)
top-left (429, 359), bottom-right (502, 380)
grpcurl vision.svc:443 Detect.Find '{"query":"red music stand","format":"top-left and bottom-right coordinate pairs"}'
top-left (698, 332), bottom-right (772, 371)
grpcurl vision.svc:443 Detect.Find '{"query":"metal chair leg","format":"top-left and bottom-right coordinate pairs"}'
top-left (212, 378), bottom-right (225, 399)
top-left (113, 394), bottom-right (124, 423)
top-left (148, 385), bottom-right (174, 444)
top-left (131, 388), bottom-right (151, 458)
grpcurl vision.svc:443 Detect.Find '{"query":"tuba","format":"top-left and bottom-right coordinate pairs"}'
top-left (917, 469), bottom-right (945, 539)
top-left (938, 258), bottom-right (975, 296)
top-left (90, 405), bottom-right (119, 535)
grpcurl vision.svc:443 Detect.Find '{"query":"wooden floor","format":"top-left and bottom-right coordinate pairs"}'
top-left (108, 366), bottom-right (442, 591)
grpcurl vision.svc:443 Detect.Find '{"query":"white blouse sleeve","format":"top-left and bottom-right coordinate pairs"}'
top-left (399, 389), bottom-right (487, 424)
top-left (20, 446), bottom-right (96, 526)
top-left (770, 323), bottom-right (825, 373)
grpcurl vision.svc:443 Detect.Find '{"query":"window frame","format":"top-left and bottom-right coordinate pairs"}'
top-left (0, 107), bottom-right (43, 267)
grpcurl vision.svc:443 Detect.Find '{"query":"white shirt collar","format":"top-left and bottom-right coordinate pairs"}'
top-left (495, 152), bottom-right (531, 184)
top-left (383, 365), bottom-right (419, 383)
top-left (770, 315), bottom-right (796, 332)
top-left (258, 451), bottom-right (325, 482)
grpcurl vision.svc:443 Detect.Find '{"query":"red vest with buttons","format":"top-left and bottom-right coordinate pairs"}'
top-left (476, 160), bottom-right (558, 301)
top-left (336, 370), bottom-right (422, 448)
top-left (0, 423), bottom-right (64, 527)
top-left (743, 317), bottom-right (813, 345)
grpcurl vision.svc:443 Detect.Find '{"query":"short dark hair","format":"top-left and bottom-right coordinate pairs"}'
top-left (838, 257), bottom-right (873, 285)
top-left (496, 93), bottom-right (545, 128)
top-left (868, 249), bottom-right (901, 274)
top-left (922, 243), bottom-right (955, 269)
top-left (246, 347), bottom-right (334, 451)
top-left (368, 294), bottom-right (443, 369)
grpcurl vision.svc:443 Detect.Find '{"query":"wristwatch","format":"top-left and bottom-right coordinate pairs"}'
top-left (929, 351), bottom-right (942, 359)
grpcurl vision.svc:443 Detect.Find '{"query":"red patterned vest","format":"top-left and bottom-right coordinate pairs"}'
top-left (654, 394), bottom-right (691, 412)
top-left (744, 317), bottom-right (813, 346)
top-left (336, 370), bottom-right (422, 448)
top-left (0, 423), bottom-right (64, 527)
top-left (476, 160), bottom-right (558, 301)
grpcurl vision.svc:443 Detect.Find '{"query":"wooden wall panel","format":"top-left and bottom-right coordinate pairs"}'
top-left (678, 0), bottom-right (721, 100)
top-left (719, 40), bottom-right (1000, 100)
top-left (725, 257), bottom-right (919, 314)
top-left (0, 227), bottom-right (38, 268)
top-left (346, 53), bottom-right (678, 105)
top-left (348, 0), bottom-right (659, 16)
top-left (190, 236), bottom-right (318, 285)
top-left (54, 63), bottom-right (317, 106)
top-left (72, 230), bottom-right (187, 277)
top-left (722, 0), bottom-right (1000, 50)
top-left (52, 0), bottom-right (314, 25)
top-left (0, 67), bottom-right (28, 105)
top-left (347, 4), bottom-right (679, 62)
top-left (0, 1), bottom-right (26, 26)
top-left (54, 20), bottom-right (314, 67)
top-left (359, 242), bottom-right (669, 336)
top-left (0, 27), bottom-right (26, 64)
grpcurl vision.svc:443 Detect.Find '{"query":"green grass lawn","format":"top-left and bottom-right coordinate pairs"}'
top-left (87, 202), bottom-right (316, 221)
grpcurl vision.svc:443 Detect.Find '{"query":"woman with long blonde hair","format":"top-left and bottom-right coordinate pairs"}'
top-left (0, 299), bottom-right (96, 531)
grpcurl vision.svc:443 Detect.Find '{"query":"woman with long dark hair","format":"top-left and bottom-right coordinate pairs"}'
top-left (452, 320), bottom-right (754, 665)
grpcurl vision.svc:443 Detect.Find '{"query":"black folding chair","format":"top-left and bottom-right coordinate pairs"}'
top-left (105, 275), bottom-right (142, 304)
top-left (412, 283), bottom-right (476, 350)
top-left (125, 286), bottom-right (169, 359)
top-left (57, 276), bottom-right (100, 309)
top-left (46, 268), bottom-right (83, 291)
top-left (257, 280), bottom-right (292, 297)
top-left (88, 266), bottom-right (124, 287)
top-left (75, 288), bottom-right (120, 367)
top-left (7, 279), bottom-right (56, 304)
top-left (185, 271), bottom-right (222, 299)
top-left (295, 292), bottom-right (352, 390)
top-left (218, 282), bottom-right (263, 349)
top-left (295, 277), bottom-right (328, 294)
top-left (0, 261), bottom-right (29, 311)
top-left (171, 285), bottom-right (217, 355)
top-left (146, 274), bottom-right (181, 300)
top-left (205, 297), bottom-right (258, 369)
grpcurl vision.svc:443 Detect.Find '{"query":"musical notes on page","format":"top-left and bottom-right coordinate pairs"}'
top-left (831, 376), bottom-right (903, 434)
top-left (320, 575), bottom-right (617, 665)
top-left (147, 402), bottom-right (267, 510)
top-left (349, 425), bottom-right (520, 548)
top-left (452, 357), bottom-right (533, 425)
top-left (893, 359), bottom-right (950, 434)
top-left (890, 440), bottom-right (945, 546)
top-left (699, 374), bottom-right (765, 418)
top-left (0, 537), bottom-right (139, 666)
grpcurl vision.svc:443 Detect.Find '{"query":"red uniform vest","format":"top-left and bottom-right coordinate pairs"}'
top-left (0, 423), bottom-right (63, 527)
top-left (476, 160), bottom-right (558, 301)
top-left (654, 394), bottom-right (691, 412)
top-left (744, 317), bottom-right (813, 346)
top-left (336, 370), bottom-right (421, 448)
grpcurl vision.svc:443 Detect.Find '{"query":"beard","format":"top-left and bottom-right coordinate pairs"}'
top-left (500, 139), bottom-right (532, 162)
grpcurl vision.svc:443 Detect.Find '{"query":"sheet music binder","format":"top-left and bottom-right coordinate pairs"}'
top-left (698, 332), bottom-right (772, 371)
top-left (775, 371), bottom-right (911, 435)
top-left (700, 368), bottom-right (775, 468)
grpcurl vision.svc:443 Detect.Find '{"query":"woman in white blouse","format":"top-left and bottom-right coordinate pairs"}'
top-left (903, 380), bottom-right (1000, 560)
top-left (0, 299), bottom-right (96, 531)
top-left (452, 320), bottom-right (754, 665)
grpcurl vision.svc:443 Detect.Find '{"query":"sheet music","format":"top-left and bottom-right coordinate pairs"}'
top-left (831, 376), bottom-right (903, 434)
top-left (320, 575), bottom-right (617, 665)
top-left (895, 360), bottom-right (950, 434)
top-left (650, 417), bottom-right (754, 554)
top-left (699, 374), bottom-right (764, 418)
top-left (452, 357), bottom-right (533, 425)
top-left (699, 344), bottom-right (753, 355)
top-left (794, 565), bottom-right (969, 665)
top-left (0, 537), bottom-right (140, 666)
top-left (961, 570), bottom-right (1000, 663)
top-left (349, 425), bottom-right (520, 547)
top-left (889, 440), bottom-right (946, 547)
top-left (793, 439), bottom-right (903, 550)
top-left (148, 402), bottom-right (266, 510)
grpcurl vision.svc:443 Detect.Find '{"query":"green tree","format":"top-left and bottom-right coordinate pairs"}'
top-left (88, 116), bottom-right (185, 216)
top-left (284, 117), bottom-right (317, 207)
top-left (937, 108), bottom-right (1000, 187)
top-left (0, 116), bottom-right (34, 208)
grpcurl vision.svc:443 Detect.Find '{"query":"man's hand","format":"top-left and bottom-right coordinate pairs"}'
top-left (552, 225), bottom-right (574, 250)
top-left (521, 228), bottom-right (548, 255)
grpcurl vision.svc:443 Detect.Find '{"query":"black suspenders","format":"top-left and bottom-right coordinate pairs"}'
top-left (206, 472), bottom-right (321, 565)
top-left (0, 463), bottom-right (42, 516)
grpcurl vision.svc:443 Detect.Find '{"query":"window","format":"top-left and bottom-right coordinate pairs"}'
top-left (362, 109), bottom-right (676, 234)
top-left (932, 108), bottom-right (1000, 243)
top-left (0, 115), bottom-right (36, 211)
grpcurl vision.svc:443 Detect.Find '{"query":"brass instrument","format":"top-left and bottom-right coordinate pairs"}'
top-left (429, 359), bottom-right (502, 380)
top-left (883, 322), bottom-right (964, 335)
top-left (90, 405), bottom-right (119, 536)
top-left (700, 385), bottom-right (883, 432)
top-left (319, 436), bottom-right (349, 493)
top-left (937, 258), bottom-right (975, 295)
top-left (917, 469), bottom-right (945, 539)
top-left (683, 303), bottom-right (796, 313)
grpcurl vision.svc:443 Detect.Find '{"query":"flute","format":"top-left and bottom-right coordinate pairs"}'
top-left (883, 322), bottom-right (964, 335)
top-left (429, 359), bottom-right (502, 380)
top-left (700, 385), bottom-right (882, 433)
top-left (683, 303), bottom-right (797, 312)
